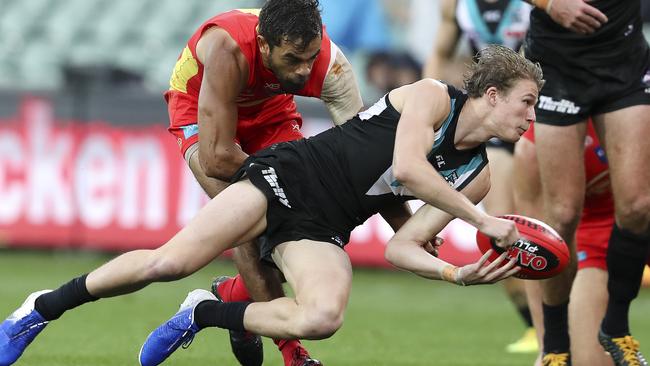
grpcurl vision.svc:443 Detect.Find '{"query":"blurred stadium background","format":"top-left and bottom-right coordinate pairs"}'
top-left (0, 1), bottom-right (649, 365)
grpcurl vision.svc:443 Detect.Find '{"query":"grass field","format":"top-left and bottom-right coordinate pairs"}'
top-left (1, 250), bottom-right (649, 366)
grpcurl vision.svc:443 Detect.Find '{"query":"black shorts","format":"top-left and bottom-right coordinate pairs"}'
top-left (233, 144), bottom-right (349, 263)
top-left (486, 138), bottom-right (514, 154)
top-left (529, 43), bottom-right (650, 126)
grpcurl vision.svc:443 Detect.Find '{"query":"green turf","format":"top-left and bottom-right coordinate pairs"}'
top-left (1, 250), bottom-right (649, 366)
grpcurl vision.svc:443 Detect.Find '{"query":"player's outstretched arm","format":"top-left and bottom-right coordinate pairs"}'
top-left (524, 0), bottom-right (608, 34)
top-left (385, 168), bottom-right (519, 284)
top-left (390, 80), bottom-right (520, 247)
top-left (196, 27), bottom-right (250, 181)
top-left (320, 43), bottom-right (363, 125)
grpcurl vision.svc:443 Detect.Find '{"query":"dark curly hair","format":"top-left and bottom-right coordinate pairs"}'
top-left (258, 0), bottom-right (322, 51)
top-left (464, 44), bottom-right (544, 98)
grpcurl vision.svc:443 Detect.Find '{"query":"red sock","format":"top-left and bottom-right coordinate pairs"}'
top-left (216, 274), bottom-right (252, 302)
top-left (275, 339), bottom-right (308, 366)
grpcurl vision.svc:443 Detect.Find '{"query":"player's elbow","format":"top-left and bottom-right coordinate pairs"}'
top-left (384, 239), bottom-right (404, 268)
top-left (392, 161), bottom-right (417, 188)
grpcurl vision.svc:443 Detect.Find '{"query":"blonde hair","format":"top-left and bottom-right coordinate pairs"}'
top-left (464, 44), bottom-right (544, 98)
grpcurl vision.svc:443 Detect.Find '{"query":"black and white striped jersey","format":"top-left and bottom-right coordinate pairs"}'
top-left (282, 83), bottom-right (488, 232)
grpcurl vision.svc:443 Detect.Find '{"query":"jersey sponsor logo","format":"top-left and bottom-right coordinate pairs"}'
top-left (261, 166), bottom-right (291, 208)
top-left (537, 96), bottom-right (580, 114)
top-left (264, 83), bottom-right (281, 91)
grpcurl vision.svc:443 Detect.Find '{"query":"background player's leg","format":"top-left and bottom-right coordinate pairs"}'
top-left (483, 146), bottom-right (537, 354)
top-left (593, 107), bottom-right (650, 359)
top-left (533, 121), bottom-right (587, 357)
top-left (514, 137), bottom-right (545, 365)
top-left (569, 268), bottom-right (613, 366)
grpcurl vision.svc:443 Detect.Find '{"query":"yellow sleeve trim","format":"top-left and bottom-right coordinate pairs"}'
top-left (169, 46), bottom-right (199, 93)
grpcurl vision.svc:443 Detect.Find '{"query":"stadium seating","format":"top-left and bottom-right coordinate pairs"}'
top-left (0, 0), bottom-right (263, 92)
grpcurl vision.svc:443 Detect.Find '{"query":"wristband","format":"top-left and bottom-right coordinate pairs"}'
top-left (531, 0), bottom-right (553, 12)
top-left (441, 265), bottom-right (461, 285)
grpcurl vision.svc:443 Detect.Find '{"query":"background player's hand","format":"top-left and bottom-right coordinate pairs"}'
top-left (476, 216), bottom-right (520, 249)
top-left (423, 237), bottom-right (444, 257)
top-left (546, 0), bottom-right (608, 34)
top-left (456, 250), bottom-right (520, 285)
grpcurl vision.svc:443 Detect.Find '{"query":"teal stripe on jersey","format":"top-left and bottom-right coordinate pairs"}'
top-left (432, 97), bottom-right (457, 150)
top-left (438, 153), bottom-right (485, 189)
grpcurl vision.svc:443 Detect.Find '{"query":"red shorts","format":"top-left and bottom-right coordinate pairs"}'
top-left (166, 91), bottom-right (304, 156)
top-left (576, 215), bottom-right (614, 270)
top-left (576, 215), bottom-right (650, 270)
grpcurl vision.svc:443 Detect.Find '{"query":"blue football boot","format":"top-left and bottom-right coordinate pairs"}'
top-left (139, 289), bottom-right (216, 366)
top-left (0, 290), bottom-right (52, 366)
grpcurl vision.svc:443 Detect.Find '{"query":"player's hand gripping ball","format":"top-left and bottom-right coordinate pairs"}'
top-left (475, 215), bottom-right (569, 279)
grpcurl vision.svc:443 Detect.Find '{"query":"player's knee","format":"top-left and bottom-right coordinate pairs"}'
top-left (295, 304), bottom-right (344, 339)
top-left (615, 195), bottom-right (650, 233)
top-left (145, 254), bottom-right (191, 282)
top-left (546, 203), bottom-right (582, 237)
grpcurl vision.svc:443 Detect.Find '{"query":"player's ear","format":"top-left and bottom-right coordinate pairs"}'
top-left (257, 35), bottom-right (270, 57)
top-left (485, 86), bottom-right (499, 106)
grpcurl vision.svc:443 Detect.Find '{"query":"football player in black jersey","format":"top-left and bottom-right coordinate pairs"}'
top-left (1, 45), bottom-right (544, 366)
top-left (521, 1), bottom-right (650, 365)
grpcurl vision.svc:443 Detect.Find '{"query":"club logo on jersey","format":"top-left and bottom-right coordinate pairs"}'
top-left (442, 171), bottom-right (459, 186)
top-left (261, 166), bottom-right (291, 208)
top-left (537, 96), bottom-right (580, 114)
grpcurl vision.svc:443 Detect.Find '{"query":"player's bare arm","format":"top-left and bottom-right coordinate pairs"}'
top-left (524, 0), bottom-right (608, 34)
top-left (196, 27), bottom-right (250, 181)
top-left (422, 0), bottom-right (460, 79)
top-left (319, 43), bottom-right (363, 124)
top-left (390, 79), bottom-right (519, 247)
top-left (385, 168), bottom-right (520, 285)
top-left (390, 80), bottom-right (488, 230)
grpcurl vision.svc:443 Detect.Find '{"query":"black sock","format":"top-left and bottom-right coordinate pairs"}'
top-left (34, 274), bottom-right (98, 321)
top-left (601, 225), bottom-right (650, 337)
top-left (542, 301), bottom-right (570, 353)
top-left (194, 300), bottom-right (250, 331)
top-left (517, 305), bottom-right (534, 328)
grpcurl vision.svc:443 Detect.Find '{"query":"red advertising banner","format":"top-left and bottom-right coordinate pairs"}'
top-left (0, 98), bottom-right (481, 267)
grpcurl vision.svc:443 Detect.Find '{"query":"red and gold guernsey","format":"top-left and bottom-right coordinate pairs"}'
top-left (165, 9), bottom-right (335, 156)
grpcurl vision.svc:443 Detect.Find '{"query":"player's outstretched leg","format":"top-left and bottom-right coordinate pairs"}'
top-left (138, 289), bottom-right (217, 366)
top-left (212, 275), bottom-right (323, 366)
top-left (211, 276), bottom-right (264, 366)
top-left (598, 330), bottom-right (648, 366)
top-left (0, 290), bottom-right (52, 366)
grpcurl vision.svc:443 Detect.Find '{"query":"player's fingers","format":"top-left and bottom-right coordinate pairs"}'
top-left (578, 13), bottom-right (603, 30)
top-left (498, 264), bottom-right (521, 282)
top-left (434, 237), bottom-right (445, 247)
top-left (480, 252), bottom-right (508, 276)
top-left (484, 257), bottom-right (517, 282)
top-left (582, 3), bottom-right (608, 23)
top-left (572, 19), bottom-right (597, 34)
top-left (423, 241), bottom-right (435, 253)
top-left (476, 249), bottom-right (493, 267)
